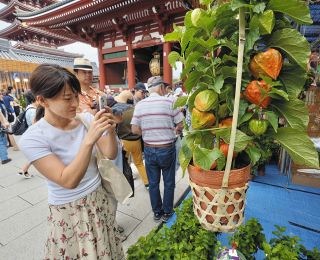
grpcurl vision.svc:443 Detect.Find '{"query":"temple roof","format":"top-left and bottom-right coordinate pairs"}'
top-left (14, 0), bottom-right (186, 46)
top-left (0, 0), bottom-right (57, 6)
top-left (0, 38), bottom-right (98, 76)
top-left (13, 41), bottom-right (81, 58)
top-left (0, 19), bottom-right (74, 46)
top-left (0, 0), bottom-right (36, 23)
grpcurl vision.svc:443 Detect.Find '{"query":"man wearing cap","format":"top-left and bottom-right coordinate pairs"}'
top-left (133, 82), bottom-right (148, 105)
top-left (73, 58), bottom-right (103, 113)
top-left (131, 76), bottom-right (184, 223)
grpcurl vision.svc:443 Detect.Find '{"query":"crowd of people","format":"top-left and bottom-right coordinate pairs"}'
top-left (0, 58), bottom-right (186, 259)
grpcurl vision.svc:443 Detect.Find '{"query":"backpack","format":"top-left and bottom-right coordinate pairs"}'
top-left (11, 107), bottom-right (35, 135)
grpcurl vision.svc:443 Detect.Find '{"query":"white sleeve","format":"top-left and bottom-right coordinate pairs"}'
top-left (18, 126), bottom-right (52, 163)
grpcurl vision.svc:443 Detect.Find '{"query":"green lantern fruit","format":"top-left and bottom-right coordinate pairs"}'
top-left (194, 89), bottom-right (219, 112)
top-left (191, 108), bottom-right (216, 129)
top-left (249, 119), bottom-right (269, 136)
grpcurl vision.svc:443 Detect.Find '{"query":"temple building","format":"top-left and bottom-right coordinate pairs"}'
top-left (12, 0), bottom-right (197, 89)
top-left (0, 0), bottom-right (98, 90)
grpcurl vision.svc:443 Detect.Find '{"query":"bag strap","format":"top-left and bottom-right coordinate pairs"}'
top-left (76, 114), bottom-right (104, 160)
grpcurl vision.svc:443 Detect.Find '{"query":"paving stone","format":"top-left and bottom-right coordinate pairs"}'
top-left (19, 185), bottom-right (48, 205)
top-left (0, 221), bottom-right (46, 260)
top-left (122, 211), bottom-right (161, 254)
top-left (117, 184), bottom-right (153, 220)
top-left (0, 176), bottom-right (45, 203)
top-left (0, 197), bottom-right (31, 222)
top-left (0, 200), bottom-right (48, 245)
top-left (116, 211), bottom-right (141, 238)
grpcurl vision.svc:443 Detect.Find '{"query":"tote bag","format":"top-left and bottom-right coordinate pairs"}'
top-left (77, 114), bottom-right (133, 204)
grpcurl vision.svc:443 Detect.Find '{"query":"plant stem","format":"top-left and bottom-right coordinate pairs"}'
top-left (222, 7), bottom-right (246, 188)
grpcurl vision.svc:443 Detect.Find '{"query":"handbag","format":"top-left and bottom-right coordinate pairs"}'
top-left (7, 113), bottom-right (14, 123)
top-left (122, 149), bottom-right (134, 197)
top-left (77, 114), bottom-right (133, 204)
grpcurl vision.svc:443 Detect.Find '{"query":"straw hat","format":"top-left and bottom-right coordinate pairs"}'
top-left (114, 90), bottom-right (133, 104)
top-left (73, 58), bottom-right (93, 71)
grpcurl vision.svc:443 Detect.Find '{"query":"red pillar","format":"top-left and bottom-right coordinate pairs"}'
top-left (127, 40), bottom-right (135, 89)
top-left (98, 39), bottom-right (106, 90)
top-left (163, 42), bottom-right (172, 85)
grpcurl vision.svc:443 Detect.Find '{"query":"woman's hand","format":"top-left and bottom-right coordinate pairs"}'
top-left (84, 109), bottom-right (115, 145)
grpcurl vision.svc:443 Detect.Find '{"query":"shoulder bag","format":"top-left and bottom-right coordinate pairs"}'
top-left (77, 114), bottom-right (133, 204)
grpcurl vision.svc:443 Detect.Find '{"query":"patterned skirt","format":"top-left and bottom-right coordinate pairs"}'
top-left (44, 186), bottom-right (124, 260)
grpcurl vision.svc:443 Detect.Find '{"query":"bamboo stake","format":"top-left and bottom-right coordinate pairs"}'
top-left (222, 8), bottom-right (246, 188)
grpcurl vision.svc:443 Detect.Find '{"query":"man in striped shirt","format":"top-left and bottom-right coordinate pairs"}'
top-left (131, 76), bottom-right (184, 222)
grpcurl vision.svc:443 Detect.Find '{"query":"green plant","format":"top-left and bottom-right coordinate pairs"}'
top-left (127, 197), bottom-right (219, 259)
top-left (263, 225), bottom-right (301, 260)
top-left (165, 0), bottom-right (319, 173)
top-left (299, 245), bottom-right (320, 260)
top-left (229, 218), bottom-right (266, 260)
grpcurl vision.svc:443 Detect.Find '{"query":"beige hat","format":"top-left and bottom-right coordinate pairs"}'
top-left (114, 90), bottom-right (133, 103)
top-left (73, 58), bottom-right (93, 71)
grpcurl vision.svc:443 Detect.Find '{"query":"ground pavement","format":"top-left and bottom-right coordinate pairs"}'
top-left (0, 139), bottom-right (189, 260)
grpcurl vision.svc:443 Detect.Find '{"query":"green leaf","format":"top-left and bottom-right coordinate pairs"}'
top-left (168, 51), bottom-right (181, 69)
top-left (272, 128), bottom-right (319, 168)
top-left (196, 37), bottom-right (219, 49)
top-left (278, 63), bottom-right (307, 98)
top-left (216, 155), bottom-right (226, 171)
top-left (231, 0), bottom-right (252, 11)
top-left (258, 10), bottom-right (275, 35)
top-left (245, 27), bottom-right (260, 53)
top-left (209, 75), bottom-right (224, 94)
top-left (193, 146), bottom-right (223, 171)
top-left (249, 14), bottom-right (260, 31)
top-left (265, 111), bottom-right (278, 132)
top-left (268, 0), bottom-right (313, 25)
top-left (174, 96), bottom-right (188, 109)
top-left (181, 27), bottom-right (198, 54)
top-left (238, 112), bottom-right (254, 126)
top-left (219, 129), bottom-right (253, 152)
top-left (268, 28), bottom-right (310, 69)
top-left (269, 88), bottom-right (289, 101)
top-left (253, 2), bottom-right (266, 14)
top-left (179, 140), bottom-right (193, 174)
top-left (245, 145), bottom-right (261, 166)
top-left (164, 25), bottom-right (183, 42)
top-left (272, 98), bottom-right (308, 130)
top-left (184, 11), bottom-right (193, 28)
top-left (185, 71), bottom-right (201, 92)
top-left (200, 0), bottom-right (211, 5)
top-left (220, 66), bottom-right (237, 79)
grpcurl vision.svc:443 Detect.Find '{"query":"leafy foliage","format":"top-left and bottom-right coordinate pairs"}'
top-left (164, 0), bottom-right (319, 172)
top-left (229, 218), bottom-right (266, 260)
top-left (126, 197), bottom-right (219, 259)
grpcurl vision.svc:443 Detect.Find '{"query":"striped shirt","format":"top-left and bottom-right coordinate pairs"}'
top-left (131, 93), bottom-right (184, 145)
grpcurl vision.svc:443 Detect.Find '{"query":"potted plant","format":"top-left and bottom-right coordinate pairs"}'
top-left (165, 0), bottom-right (319, 232)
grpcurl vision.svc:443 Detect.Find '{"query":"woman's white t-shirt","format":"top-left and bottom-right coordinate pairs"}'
top-left (18, 112), bottom-right (101, 205)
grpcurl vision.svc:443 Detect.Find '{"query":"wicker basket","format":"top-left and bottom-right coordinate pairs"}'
top-left (188, 164), bottom-right (250, 232)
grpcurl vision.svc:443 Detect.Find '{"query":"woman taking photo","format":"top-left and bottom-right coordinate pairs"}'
top-left (19, 64), bottom-right (124, 259)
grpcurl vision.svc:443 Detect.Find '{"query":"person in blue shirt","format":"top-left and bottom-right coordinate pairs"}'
top-left (3, 86), bottom-right (15, 121)
top-left (0, 92), bottom-right (11, 164)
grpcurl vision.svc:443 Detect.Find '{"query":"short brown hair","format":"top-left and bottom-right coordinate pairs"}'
top-left (30, 64), bottom-right (80, 98)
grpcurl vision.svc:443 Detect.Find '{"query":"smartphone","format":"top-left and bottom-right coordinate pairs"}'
top-left (98, 95), bottom-right (108, 111)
